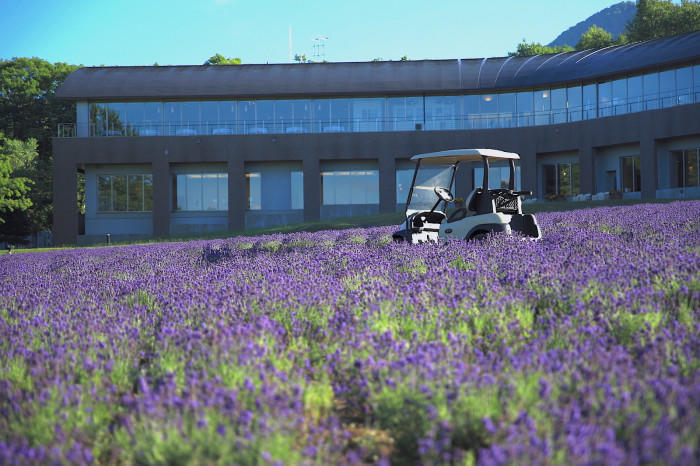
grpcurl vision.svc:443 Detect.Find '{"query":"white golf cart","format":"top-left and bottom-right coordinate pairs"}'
top-left (392, 149), bottom-right (541, 243)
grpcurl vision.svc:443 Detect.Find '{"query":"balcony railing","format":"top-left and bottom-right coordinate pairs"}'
top-left (56, 91), bottom-right (698, 138)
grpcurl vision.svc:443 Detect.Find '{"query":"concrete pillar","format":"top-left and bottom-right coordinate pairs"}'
top-left (76, 102), bottom-right (89, 137)
top-left (378, 156), bottom-right (396, 213)
top-left (640, 136), bottom-right (657, 199)
top-left (52, 157), bottom-right (78, 245)
top-left (303, 158), bottom-right (321, 222)
top-left (579, 145), bottom-right (595, 194)
top-left (227, 157), bottom-right (245, 231)
top-left (151, 157), bottom-right (170, 237)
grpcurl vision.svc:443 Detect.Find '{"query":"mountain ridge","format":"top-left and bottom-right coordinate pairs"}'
top-left (549, 1), bottom-right (637, 47)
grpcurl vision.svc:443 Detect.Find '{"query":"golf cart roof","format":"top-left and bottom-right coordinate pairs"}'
top-left (410, 148), bottom-right (520, 164)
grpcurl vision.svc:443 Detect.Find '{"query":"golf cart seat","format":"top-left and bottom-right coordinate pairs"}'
top-left (467, 188), bottom-right (496, 215)
top-left (411, 211), bottom-right (446, 228)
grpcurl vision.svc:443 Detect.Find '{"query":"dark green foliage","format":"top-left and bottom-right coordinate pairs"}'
top-left (626, 0), bottom-right (700, 41)
top-left (204, 53), bottom-right (242, 65)
top-left (508, 42), bottom-right (574, 57)
top-left (0, 57), bottom-right (79, 237)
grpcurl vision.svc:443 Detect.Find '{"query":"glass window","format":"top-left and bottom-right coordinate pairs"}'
top-left (329, 99), bottom-right (351, 133)
top-left (144, 103), bottom-right (162, 135)
top-left (660, 70), bottom-right (675, 108)
top-left (144, 175), bottom-right (153, 211)
top-left (479, 95), bottom-right (498, 129)
top-left (239, 101), bottom-right (271, 134)
top-left (685, 149), bottom-right (699, 187)
top-left (126, 103), bottom-right (144, 136)
top-left (246, 172), bottom-right (261, 210)
top-left (218, 174), bottom-right (228, 211)
top-left (216, 101), bottom-right (237, 135)
top-left (127, 175), bottom-right (143, 211)
top-left (351, 98), bottom-right (385, 132)
top-left (612, 78), bottom-right (627, 115)
top-left (498, 93), bottom-right (516, 128)
top-left (551, 88), bottom-right (567, 124)
top-left (543, 165), bottom-right (556, 196)
top-left (98, 175), bottom-right (111, 211)
top-left (202, 173), bottom-right (219, 210)
top-left (558, 163), bottom-right (571, 196)
top-left (200, 101), bottom-right (219, 135)
top-left (598, 82), bottom-right (612, 117)
top-left (621, 156), bottom-right (641, 192)
top-left (676, 67), bottom-right (692, 105)
top-left (534, 89), bottom-right (551, 125)
top-left (425, 96), bottom-right (460, 130)
top-left (668, 150), bottom-right (684, 188)
top-left (98, 174), bottom-right (152, 212)
top-left (275, 99), bottom-right (312, 134)
top-left (182, 102), bottom-right (200, 134)
top-left (694, 65), bottom-right (700, 103)
top-left (627, 76), bottom-right (643, 113)
top-left (583, 84), bottom-right (596, 119)
top-left (463, 95), bottom-right (481, 129)
top-left (165, 102), bottom-right (181, 136)
top-left (106, 103), bottom-right (127, 136)
top-left (174, 173), bottom-right (227, 211)
top-left (321, 170), bottom-right (379, 205)
top-left (186, 174), bottom-right (202, 210)
top-left (516, 91), bottom-right (533, 127)
top-left (387, 97), bottom-right (423, 131)
top-left (567, 86), bottom-right (582, 122)
top-left (90, 103), bottom-right (107, 136)
top-left (291, 171), bottom-right (304, 209)
top-left (112, 175), bottom-right (127, 211)
top-left (396, 168), bottom-right (414, 204)
top-left (643, 73), bottom-right (659, 110)
top-left (572, 163), bottom-right (580, 195)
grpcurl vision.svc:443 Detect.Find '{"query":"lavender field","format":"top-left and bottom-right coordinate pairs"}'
top-left (1, 202), bottom-right (699, 465)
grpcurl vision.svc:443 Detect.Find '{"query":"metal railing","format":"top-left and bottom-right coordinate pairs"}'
top-left (56, 90), bottom-right (698, 138)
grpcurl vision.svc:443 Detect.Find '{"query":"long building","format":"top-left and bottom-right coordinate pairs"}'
top-left (53, 32), bottom-right (700, 244)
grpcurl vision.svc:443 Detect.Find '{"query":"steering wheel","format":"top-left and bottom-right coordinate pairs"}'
top-left (447, 207), bottom-right (467, 223)
top-left (434, 186), bottom-right (454, 202)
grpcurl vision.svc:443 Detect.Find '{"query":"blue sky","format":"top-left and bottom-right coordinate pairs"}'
top-left (1, 0), bottom-right (632, 66)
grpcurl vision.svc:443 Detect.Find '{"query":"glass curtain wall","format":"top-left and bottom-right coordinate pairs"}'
top-left (86, 62), bottom-right (698, 136)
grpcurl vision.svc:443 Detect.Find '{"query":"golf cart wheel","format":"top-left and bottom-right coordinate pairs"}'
top-left (469, 231), bottom-right (488, 241)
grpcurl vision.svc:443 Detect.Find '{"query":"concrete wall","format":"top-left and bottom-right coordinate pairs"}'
top-left (53, 102), bottom-right (700, 244)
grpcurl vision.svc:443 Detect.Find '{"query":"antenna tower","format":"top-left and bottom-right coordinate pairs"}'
top-left (312, 35), bottom-right (328, 61)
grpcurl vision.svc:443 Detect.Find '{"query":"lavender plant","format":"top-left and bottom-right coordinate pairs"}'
top-left (1, 201), bottom-right (698, 465)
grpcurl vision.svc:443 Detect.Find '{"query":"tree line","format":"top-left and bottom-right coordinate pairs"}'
top-left (510, 0), bottom-right (700, 56)
top-left (0, 0), bottom-right (699, 243)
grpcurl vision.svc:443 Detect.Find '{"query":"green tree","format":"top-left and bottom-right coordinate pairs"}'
top-left (509, 41), bottom-right (574, 57)
top-left (576, 25), bottom-right (616, 50)
top-left (0, 57), bottom-right (78, 236)
top-left (0, 134), bottom-right (35, 224)
top-left (626, 0), bottom-right (700, 42)
top-left (204, 53), bottom-right (242, 65)
top-left (294, 54), bottom-right (312, 63)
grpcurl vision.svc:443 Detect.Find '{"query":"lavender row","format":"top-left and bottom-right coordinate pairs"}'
top-left (1, 201), bottom-right (698, 464)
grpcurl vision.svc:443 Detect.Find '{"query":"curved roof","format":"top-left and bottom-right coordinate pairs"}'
top-left (56, 31), bottom-right (700, 100)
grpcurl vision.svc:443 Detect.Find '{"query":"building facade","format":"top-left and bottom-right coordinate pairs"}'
top-left (53, 32), bottom-right (700, 244)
